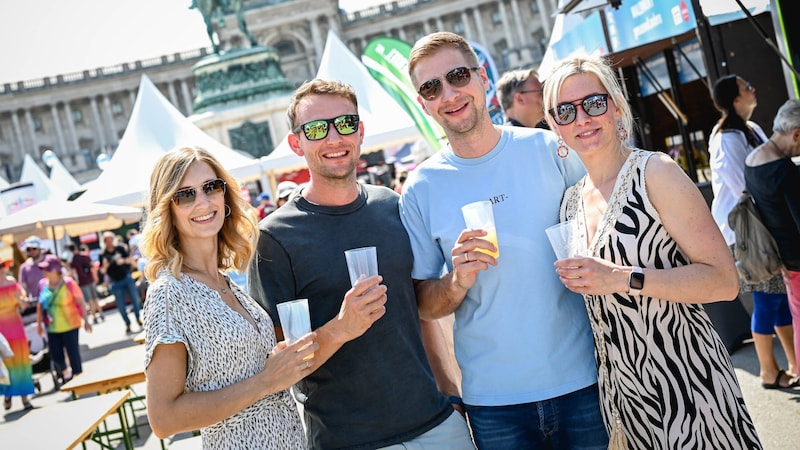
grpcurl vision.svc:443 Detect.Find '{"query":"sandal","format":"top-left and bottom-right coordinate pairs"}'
top-left (761, 369), bottom-right (799, 389)
top-left (3, 397), bottom-right (10, 410)
top-left (22, 399), bottom-right (33, 410)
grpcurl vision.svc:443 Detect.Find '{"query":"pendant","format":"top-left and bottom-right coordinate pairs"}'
top-left (221, 288), bottom-right (228, 294)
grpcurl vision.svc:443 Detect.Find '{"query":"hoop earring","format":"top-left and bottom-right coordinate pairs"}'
top-left (224, 204), bottom-right (231, 217)
top-left (557, 136), bottom-right (569, 158)
top-left (616, 120), bottom-right (628, 143)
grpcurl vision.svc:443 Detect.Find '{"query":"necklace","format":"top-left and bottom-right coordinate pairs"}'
top-left (182, 263), bottom-right (228, 294)
top-left (768, 138), bottom-right (788, 159)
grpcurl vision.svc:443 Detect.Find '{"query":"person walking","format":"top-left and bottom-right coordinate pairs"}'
top-left (401, 32), bottom-right (604, 449)
top-left (100, 231), bottom-right (142, 333)
top-left (0, 258), bottom-right (34, 411)
top-left (69, 244), bottom-right (104, 324)
top-left (248, 79), bottom-right (473, 449)
top-left (35, 255), bottom-right (92, 382)
top-left (544, 54), bottom-right (761, 449)
top-left (745, 98), bottom-right (800, 384)
top-left (140, 146), bottom-right (315, 448)
top-left (18, 236), bottom-right (45, 303)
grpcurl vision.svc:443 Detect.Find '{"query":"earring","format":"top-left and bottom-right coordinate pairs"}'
top-left (557, 136), bottom-right (569, 158)
top-left (224, 204), bottom-right (231, 217)
top-left (616, 120), bottom-right (628, 143)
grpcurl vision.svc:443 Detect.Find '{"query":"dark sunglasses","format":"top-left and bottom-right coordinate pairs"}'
top-left (744, 81), bottom-right (754, 91)
top-left (417, 66), bottom-right (480, 101)
top-left (294, 114), bottom-right (360, 141)
top-left (548, 93), bottom-right (609, 126)
top-left (172, 178), bottom-right (226, 207)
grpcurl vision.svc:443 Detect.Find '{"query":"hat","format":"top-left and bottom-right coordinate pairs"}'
top-left (257, 192), bottom-right (270, 202)
top-left (37, 254), bottom-right (62, 272)
top-left (277, 181), bottom-right (298, 200)
top-left (24, 236), bottom-right (42, 249)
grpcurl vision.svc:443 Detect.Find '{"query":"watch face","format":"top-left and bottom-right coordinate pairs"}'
top-left (630, 272), bottom-right (645, 290)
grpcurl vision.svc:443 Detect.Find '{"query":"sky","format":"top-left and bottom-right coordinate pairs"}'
top-left (0, 0), bottom-right (385, 85)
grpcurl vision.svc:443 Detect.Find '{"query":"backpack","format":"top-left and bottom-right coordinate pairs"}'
top-left (727, 190), bottom-right (784, 284)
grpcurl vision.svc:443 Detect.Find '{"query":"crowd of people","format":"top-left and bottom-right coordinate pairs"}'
top-left (3, 30), bottom-right (799, 450)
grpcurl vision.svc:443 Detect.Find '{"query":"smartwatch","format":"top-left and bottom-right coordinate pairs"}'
top-left (628, 266), bottom-right (644, 296)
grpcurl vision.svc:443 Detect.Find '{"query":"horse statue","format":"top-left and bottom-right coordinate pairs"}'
top-left (191, 0), bottom-right (259, 53)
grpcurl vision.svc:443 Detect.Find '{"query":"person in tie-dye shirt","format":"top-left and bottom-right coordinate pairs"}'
top-left (0, 258), bottom-right (34, 411)
top-left (35, 255), bottom-right (92, 382)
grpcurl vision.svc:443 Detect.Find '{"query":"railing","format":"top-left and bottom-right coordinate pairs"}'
top-left (0, 47), bottom-right (211, 95)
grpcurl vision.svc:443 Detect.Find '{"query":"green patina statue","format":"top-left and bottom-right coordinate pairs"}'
top-left (191, 0), bottom-right (259, 53)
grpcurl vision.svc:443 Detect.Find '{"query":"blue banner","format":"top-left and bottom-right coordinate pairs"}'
top-left (605, 0), bottom-right (696, 53)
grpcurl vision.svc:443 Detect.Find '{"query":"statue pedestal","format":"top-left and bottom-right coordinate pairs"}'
top-left (190, 46), bottom-right (295, 162)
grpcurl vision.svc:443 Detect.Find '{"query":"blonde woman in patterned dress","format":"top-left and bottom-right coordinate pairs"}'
top-left (542, 55), bottom-right (762, 449)
top-left (141, 146), bottom-right (317, 449)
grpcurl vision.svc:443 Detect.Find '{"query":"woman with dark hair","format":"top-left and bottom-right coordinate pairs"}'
top-left (708, 75), bottom-right (797, 390)
top-left (140, 146), bottom-right (316, 448)
top-left (745, 99), bottom-right (800, 386)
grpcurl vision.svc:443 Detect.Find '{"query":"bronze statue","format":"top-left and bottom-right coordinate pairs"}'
top-left (191, 0), bottom-right (259, 53)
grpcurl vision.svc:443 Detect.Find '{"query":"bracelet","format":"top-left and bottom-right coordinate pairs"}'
top-left (447, 395), bottom-right (465, 407)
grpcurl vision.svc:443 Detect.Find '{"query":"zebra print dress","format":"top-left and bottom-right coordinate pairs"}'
top-left (561, 150), bottom-right (761, 449)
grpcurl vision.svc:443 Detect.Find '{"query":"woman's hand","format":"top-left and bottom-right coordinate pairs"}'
top-left (554, 256), bottom-right (628, 296)
top-left (262, 332), bottom-right (318, 393)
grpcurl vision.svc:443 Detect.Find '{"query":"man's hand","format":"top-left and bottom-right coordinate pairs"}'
top-left (329, 275), bottom-right (387, 344)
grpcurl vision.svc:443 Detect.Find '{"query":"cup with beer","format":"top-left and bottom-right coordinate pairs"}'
top-left (461, 200), bottom-right (499, 259)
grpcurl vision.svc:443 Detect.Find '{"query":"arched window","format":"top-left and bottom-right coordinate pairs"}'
top-left (275, 40), bottom-right (297, 57)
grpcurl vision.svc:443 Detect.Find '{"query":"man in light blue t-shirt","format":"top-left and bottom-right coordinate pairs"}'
top-left (401, 31), bottom-right (608, 449)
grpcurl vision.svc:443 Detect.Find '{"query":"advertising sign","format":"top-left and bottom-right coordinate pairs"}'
top-left (605, 0), bottom-right (696, 53)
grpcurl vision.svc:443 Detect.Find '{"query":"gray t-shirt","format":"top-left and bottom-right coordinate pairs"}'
top-left (249, 184), bottom-right (451, 450)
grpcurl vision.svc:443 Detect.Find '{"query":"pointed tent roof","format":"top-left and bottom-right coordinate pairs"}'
top-left (78, 74), bottom-right (263, 206)
top-left (261, 30), bottom-right (421, 171)
top-left (49, 157), bottom-right (83, 197)
top-left (20, 154), bottom-right (68, 202)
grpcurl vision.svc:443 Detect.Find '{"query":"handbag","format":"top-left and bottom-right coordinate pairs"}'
top-left (0, 332), bottom-right (13, 359)
top-left (727, 190), bottom-right (784, 284)
top-left (0, 360), bottom-right (10, 385)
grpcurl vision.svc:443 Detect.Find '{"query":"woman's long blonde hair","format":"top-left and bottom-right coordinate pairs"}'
top-left (140, 146), bottom-right (257, 281)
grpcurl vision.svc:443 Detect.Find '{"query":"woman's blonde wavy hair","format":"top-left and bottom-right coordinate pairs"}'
top-left (140, 146), bottom-right (257, 281)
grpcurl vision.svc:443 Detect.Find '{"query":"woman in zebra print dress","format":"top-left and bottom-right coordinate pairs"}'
top-left (542, 55), bottom-right (762, 449)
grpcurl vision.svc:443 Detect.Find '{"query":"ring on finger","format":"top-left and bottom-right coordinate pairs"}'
top-left (465, 252), bottom-right (470, 263)
top-left (305, 360), bottom-right (310, 369)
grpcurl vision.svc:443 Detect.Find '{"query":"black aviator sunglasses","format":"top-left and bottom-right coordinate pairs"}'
top-left (548, 93), bottom-right (610, 126)
top-left (172, 178), bottom-right (227, 207)
top-left (417, 66), bottom-right (481, 101)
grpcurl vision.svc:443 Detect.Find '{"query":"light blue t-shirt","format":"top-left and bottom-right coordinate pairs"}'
top-left (400, 126), bottom-right (597, 406)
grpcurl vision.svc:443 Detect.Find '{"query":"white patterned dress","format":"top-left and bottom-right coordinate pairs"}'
top-left (143, 271), bottom-right (306, 450)
top-left (560, 150), bottom-right (761, 449)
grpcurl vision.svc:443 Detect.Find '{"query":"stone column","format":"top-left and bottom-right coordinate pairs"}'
top-left (422, 19), bottom-right (430, 35)
top-left (89, 97), bottom-right (108, 150)
top-left (435, 17), bottom-right (444, 33)
top-left (49, 104), bottom-right (67, 155)
top-left (472, 8), bottom-right (488, 47)
top-left (129, 89), bottom-right (137, 107)
top-left (460, 11), bottom-right (473, 40)
top-left (24, 109), bottom-right (37, 155)
top-left (180, 80), bottom-right (194, 115)
top-left (497, 0), bottom-right (515, 48)
top-left (509, 0), bottom-right (527, 53)
top-left (102, 95), bottom-right (118, 146)
top-left (309, 17), bottom-right (324, 62)
top-left (10, 111), bottom-right (26, 160)
top-left (397, 27), bottom-right (407, 42)
top-left (166, 81), bottom-right (179, 108)
top-left (63, 102), bottom-right (79, 153)
top-left (537, 0), bottom-right (552, 35)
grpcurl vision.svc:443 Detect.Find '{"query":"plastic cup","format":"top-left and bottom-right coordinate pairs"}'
top-left (545, 220), bottom-right (587, 260)
top-left (277, 299), bottom-right (312, 343)
top-left (344, 246), bottom-right (378, 287)
top-left (461, 200), bottom-right (499, 258)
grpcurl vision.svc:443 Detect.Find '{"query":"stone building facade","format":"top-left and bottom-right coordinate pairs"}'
top-left (0, 0), bottom-right (556, 183)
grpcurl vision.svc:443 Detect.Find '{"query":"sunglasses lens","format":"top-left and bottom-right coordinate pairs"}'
top-left (303, 120), bottom-right (329, 141)
top-left (445, 67), bottom-right (473, 88)
top-left (552, 104), bottom-right (577, 125)
top-left (418, 79), bottom-right (442, 101)
top-left (202, 179), bottom-right (226, 197)
top-left (583, 95), bottom-right (608, 117)
top-left (173, 188), bottom-right (196, 207)
top-left (334, 115), bottom-right (359, 136)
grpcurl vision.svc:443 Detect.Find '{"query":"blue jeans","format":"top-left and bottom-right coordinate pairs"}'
top-left (465, 384), bottom-right (608, 450)
top-left (48, 328), bottom-right (83, 376)
top-left (110, 274), bottom-right (141, 326)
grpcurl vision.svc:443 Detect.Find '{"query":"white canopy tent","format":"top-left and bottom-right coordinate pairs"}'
top-left (20, 154), bottom-right (69, 202)
top-left (260, 30), bottom-right (423, 174)
top-left (78, 74), bottom-right (263, 207)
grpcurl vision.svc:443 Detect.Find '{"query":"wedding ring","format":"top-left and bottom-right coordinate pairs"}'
top-left (305, 360), bottom-right (310, 369)
top-left (465, 253), bottom-right (470, 262)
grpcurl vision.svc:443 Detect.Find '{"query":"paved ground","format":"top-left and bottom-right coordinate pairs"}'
top-left (1, 300), bottom-right (799, 449)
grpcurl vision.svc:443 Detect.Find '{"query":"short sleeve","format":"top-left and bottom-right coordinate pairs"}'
top-left (143, 275), bottom-right (189, 369)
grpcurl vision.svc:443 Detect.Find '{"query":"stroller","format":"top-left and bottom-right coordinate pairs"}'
top-left (22, 305), bottom-right (60, 392)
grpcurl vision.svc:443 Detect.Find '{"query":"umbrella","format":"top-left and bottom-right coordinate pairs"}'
top-left (0, 200), bottom-right (143, 244)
